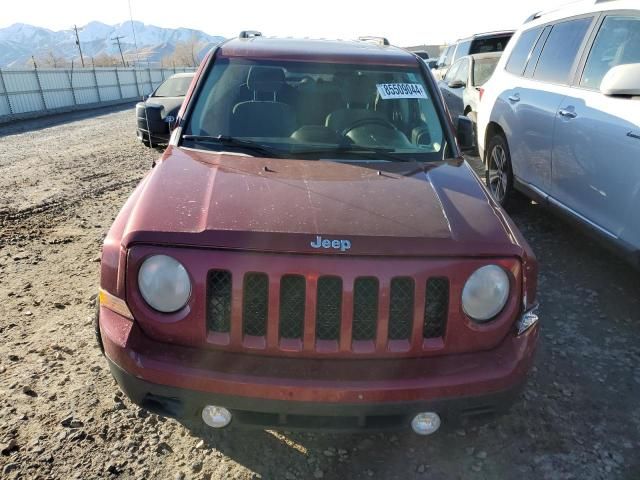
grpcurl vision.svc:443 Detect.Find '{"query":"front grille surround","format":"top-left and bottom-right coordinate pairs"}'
top-left (131, 246), bottom-right (521, 360)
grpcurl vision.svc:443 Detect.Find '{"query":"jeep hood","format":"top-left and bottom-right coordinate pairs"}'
top-left (121, 147), bottom-right (528, 257)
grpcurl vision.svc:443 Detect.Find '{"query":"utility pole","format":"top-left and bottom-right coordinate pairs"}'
top-left (73, 24), bottom-right (85, 67)
top-left (112, 36), bottom-right (127, 67)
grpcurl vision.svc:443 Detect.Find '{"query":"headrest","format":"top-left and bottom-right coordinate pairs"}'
top-left (345, 74), bottom-right (375, 107)
top-left (247, 66), bottom-right (286, 92)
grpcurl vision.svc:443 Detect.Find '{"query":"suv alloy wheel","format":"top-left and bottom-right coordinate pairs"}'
top-left (486, 133), bottom-right (514, 207)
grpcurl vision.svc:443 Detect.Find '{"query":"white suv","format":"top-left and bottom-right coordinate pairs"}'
top-left (477, 0), bottom-right (640, 266)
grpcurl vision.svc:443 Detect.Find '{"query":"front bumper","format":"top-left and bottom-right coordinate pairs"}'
top-left (136, 128), bottom-right (169, 145)
top-left (100, 306), bottom-right (538, 430)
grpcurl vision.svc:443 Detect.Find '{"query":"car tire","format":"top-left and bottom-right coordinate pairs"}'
top-left (485, 133), bottom-right (520, 209)
top-left (94, 302), bottom-right (104, 355)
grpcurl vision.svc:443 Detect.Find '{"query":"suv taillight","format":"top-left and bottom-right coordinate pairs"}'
top-left (478, 87), bottom-right (485, 102)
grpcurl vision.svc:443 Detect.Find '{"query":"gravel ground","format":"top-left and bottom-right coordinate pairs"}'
top-left (0, 106), bottom-right (639, 480)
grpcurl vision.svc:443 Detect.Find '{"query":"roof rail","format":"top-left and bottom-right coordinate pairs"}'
top-left (239, 30), bottom-right (262, 39)
top-left (358, 36), bottom-right (390, 46)
top-left (524, 0), bottom-right (613, 23)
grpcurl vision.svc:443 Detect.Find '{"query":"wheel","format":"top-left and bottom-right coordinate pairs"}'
top-left (485, 133), bottom-right (516, 208)
top-left (94, 302), bottom-right (104, 355)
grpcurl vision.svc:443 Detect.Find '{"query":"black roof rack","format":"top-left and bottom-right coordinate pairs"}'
top-left (358, 36), bottom-right (390, 46)
top-left (239, 31), bottom-right (262, 39)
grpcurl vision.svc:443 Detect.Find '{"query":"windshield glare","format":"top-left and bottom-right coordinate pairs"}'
top-left (153, 75), bottom-right (193, 97)
top-left (184, 58), bottom-right (445, 161)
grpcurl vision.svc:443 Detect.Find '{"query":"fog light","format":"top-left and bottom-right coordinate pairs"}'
top-left (411, 412), bottom-right (441, 435)
top-left (201, 405), bottom-right (232, 428)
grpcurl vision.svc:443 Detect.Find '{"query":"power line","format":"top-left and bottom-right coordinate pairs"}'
top-left (111, 36), bottom-right (127, 67)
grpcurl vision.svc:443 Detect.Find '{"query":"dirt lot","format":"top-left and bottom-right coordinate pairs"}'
top-left (0, 105), bottom-right (639, 480)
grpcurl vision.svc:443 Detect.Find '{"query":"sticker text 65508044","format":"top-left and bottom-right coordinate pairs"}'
top-left (376, 83), bottom-right (428, 100)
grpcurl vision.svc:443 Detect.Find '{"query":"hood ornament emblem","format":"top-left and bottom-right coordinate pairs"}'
top-left (310, 235), bottom-right (351, 252)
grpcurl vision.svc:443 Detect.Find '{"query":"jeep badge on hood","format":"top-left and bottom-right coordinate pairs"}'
top-left (310, 235), bottom-right (352, 252)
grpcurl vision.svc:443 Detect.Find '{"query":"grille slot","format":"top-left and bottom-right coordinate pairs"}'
top-left (352, 277), bottom-right (379, 341)
top-left (242, 273), bottom-right (269, 336)
top-left (316, 276), bottom-right (342, 341)
top-left (424, 278), bottom-right (449, 338)
top-left (388, 277), bottom-right (415, 340)
top-left (206, 270), bottom-right (232, 333)
top-left (279, 275), bottom-right (306, 339)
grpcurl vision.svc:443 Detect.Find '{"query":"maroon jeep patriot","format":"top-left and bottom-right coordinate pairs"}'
top-left (97, 32), bottom-right (539, 434)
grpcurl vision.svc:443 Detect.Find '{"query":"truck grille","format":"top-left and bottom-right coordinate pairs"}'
top-left (206, 268), bottom-right (449, 355)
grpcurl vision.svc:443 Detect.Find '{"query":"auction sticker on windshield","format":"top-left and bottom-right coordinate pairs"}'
top-left (376, 83), bottom-right (428, 100)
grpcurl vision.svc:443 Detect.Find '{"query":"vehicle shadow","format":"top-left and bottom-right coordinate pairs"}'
top-left (185, 421), bottom-right (496, 479)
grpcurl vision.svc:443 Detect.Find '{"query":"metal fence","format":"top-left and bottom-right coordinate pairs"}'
top-left (0, 66), bottom-right (196, 124)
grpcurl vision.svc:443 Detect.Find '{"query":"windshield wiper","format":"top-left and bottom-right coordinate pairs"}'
top-left (292, 145), bottom-right (416, 163)
top-left (181, 135), bottom-right (282, 158)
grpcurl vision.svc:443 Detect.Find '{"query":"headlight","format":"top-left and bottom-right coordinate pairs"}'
top-left (138, 255), bottom-right (191, 313)
top-left (462, 265), bottom-right (509, 322)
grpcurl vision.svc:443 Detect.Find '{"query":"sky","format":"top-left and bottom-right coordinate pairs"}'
top-left (2, 0), bottom-right (565, 46)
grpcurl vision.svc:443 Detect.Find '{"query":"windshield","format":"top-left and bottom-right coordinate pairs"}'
top-left (153, 75), bottom-right (193, 97)
top-left (183, 58), bottom-right (446, 161)
top-left (472, 57), bottom-right (499, 86)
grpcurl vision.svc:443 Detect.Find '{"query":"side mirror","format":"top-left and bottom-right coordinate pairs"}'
top-left (448, 80), bottom-right (466, 89)
top-left (456, 115), bottom-right (474, 152)
top-left (600, 63), bottom-right (640, 96)
top-left (143, 104), bottom-right (170, 136)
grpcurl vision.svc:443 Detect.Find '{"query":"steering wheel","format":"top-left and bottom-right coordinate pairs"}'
top-left (341, 117), bottom-right (398, 137)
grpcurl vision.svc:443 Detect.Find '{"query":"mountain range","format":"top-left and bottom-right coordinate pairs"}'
top-left (0, 21), bottom-right (225, 67)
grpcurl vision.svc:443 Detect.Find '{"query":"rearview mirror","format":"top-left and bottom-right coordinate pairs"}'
top-left (456, 115), bottom-right (474, 152)
top-left (601, 63), bottom-right (640, 96)
top-left (448, 80), bottom-right (466, 89)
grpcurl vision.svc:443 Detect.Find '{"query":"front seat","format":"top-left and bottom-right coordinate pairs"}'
top-left (231, 66), bottom-right (296, 137)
